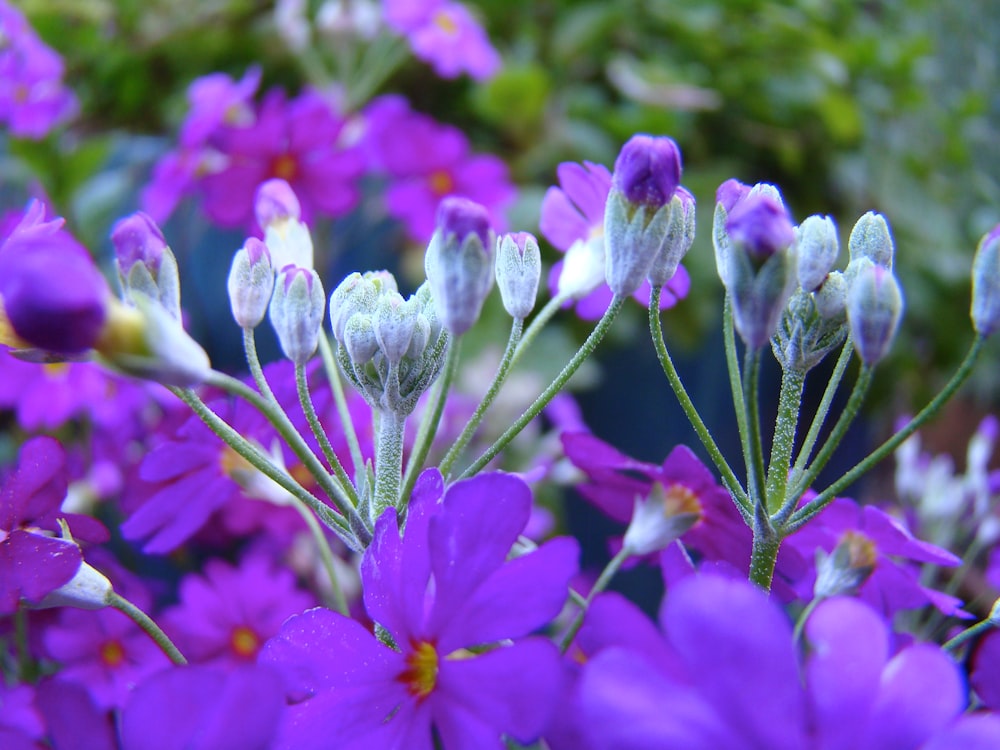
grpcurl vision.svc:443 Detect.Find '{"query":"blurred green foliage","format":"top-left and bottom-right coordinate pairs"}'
top-left (10, 0), bottom-right (1000, 410)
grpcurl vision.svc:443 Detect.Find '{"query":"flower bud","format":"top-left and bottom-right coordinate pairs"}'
top-left (227, 238), bottom-right (275, 329)
top-left (495, 232), bottom-right (541, 319)
top-left (725, 193), bottom-right (796, 262)
top-left (604, 135), bottom-right (683, 297)
top-left (343, 313), bottom-right (378, 364)
top-left (813, 531), bottom-right (877, 599)
top-left (255, 178), bottom-right (301, 228)
top-left (424, 197), bottom-right (495, 336)
top-left (712, 179), bottom-right (753, 287)
top-left (771, 290), bottom-right (847, 373)
top-left (847, 259), bottom-right (903, 366)
top-left (716, 178), bottom-right (752, 214)
top-left (330, 272), bottom-right (382, 344)
top-left (269, 266), bottom-right (325, 365)
top-left (848, 211), bottom-right (894, 270)
top-left (648, 186), bottom-right (696, 287)
top-left (374, 292), bottom-right (419, 365)
top-left (796, 215), bottom-right (839, 293)
top-left (971, 224), bottom-right (1000, 336)
top-left (35, 561), bottom-right (113, 611)
top-left (813, 271), bottom-right (848, 320)
top-left (622, 482), bottom-right (702, 557)
top-left (111, 212), bottom-right (181, 320)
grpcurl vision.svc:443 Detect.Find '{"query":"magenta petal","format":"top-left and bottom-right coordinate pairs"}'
top-left (661, 574), bottom-right (807, 749)
top-left (539, 186), bottom-right (590, 251)
top-left (561, 432), bottom-right (660, 476)
top-left (436, 638), bottom-right (563, 744)
top-left (35, 679), bottom-right (116, 750)
top-left (121, 472), bottom-right (233, 553)
top-left (139, 444), bottom-right (213, 483)
top-left (576, 593), bottom-right (678, 672)
top-left (2, 531), bottom-right (81, 608)
top-left (436, 536), bottom-right (578, 653)
top-left (857, 644), bottom-right (963, 750)
top-left (804, 597), bottom-right (888, 750)
top-left (971, 631), bottom-right (1000, 710)
top-left (556, 161), bottom-right (611, 224)
top-left (920, 714), bottom-right (1000, 750)
top-left (426, 473), bottom-right (531, 633)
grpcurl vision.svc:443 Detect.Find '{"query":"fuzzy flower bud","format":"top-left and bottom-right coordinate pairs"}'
top-left (36, 560), bottom-right (113, 611)
top-left (374, 292), bottom-right (420, 365)
top-left (648, 186), bottom-right (696, 288)
top-left (847, 259), bottom-right (903, 366)
top-left (227, 238), bottom-right (275, 329)
top-left (604, 135), bottom-right (683, 297)
top-left (495, 232), bottom-right (541, 319)
top-left (255, 178), bottom-right (302, 228)
top-left (725, 193), bottom-right (796, 262)
top-left (848, 211), bottom-right (894, 270)
top-left (256, 180), bottom-right (314, 270)
top-left (111, 211), bottom-right (181, 319)
top-left (813, 271), bottom-right (848, 320)
top-left (971, 224), bottom-right (1000, 336)
top-left (796, 215), bottom-right (839, 293)
top-left (424, 197), bottom-right (495, 336)
top-left (269, 265), bottom-right (325, 365)
top-left (343, 313), bottom-right (378, 364)
top-left (622, 482), bottom-right (702, 557)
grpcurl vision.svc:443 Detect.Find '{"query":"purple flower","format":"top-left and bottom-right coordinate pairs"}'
top-left (539, 161), bottom-right (690, 320)
top-left (119, 664), bottom-right (285, 750)
top-left (725, 192), bottom-right (796, 259)
top-left (365, 102), bottom-right (515, 242)
top-left (110, 212), bottom-right (168, 273)
top-left (198, 89), bottom-right (365, 228)
top-left (401, 2), bottom-right (501, 81)
top-left (163, 554), bottom-right (315, 668)
top-left (612, 134), bottom-right (682, 208)
top-left (715, 177), bottom-right (751, 213)
top-left (571, 573), bottom-right (984, 749)
top-left (0, 201), bottom-right (110, 355)
top-left (0, 1), bottom-right (78, 139)
top-left (0, 436), bottom-right (82, 614)
top-left (785, 497), bottom-right (966, 618)
top-left (180, 66), bottom-right (261, 149)
top-left (261, 470), bottom-right (579, 749)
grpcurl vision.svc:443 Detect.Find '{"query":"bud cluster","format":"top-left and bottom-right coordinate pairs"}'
top-left (329, 272), bottom-right (448, 416)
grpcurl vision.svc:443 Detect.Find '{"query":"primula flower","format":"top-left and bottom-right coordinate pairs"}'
top-left (261, 470), bottom-right (579, 749)
top-left (362, 98), bottom-right (515, 242)
top-left (384, 0), bottom-right (500, 80)
top-left (540, 160), bottom-right (691, 320)
top-left (570, 573), bottom-right (1000, 749)
top-left (0, 436), bottom-right (82, 614)
top-left (163, 554), bottom-right (315, 668)
top-left (0, 1), bottom-right (78, 139)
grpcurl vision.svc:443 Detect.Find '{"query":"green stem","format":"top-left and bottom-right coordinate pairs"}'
top-left (650, 288), bottom-right (749, 519)
top-left (372, 409), bottom-right (406, 522)
top-left (748, 512), bottom-right (781, 592)
top-left (295, 363), bottom-right (359, 506)
top-left (789, 338), bottom-right (853, 484)
top-left (787, 336), bottom-right (986, 532)
top-left (765, 366), bottom-right (806, 515)
top-left (943, 618), bottom-right (996, 653)
top-left (400, 338), bottom-right (461, 504)
top-left (460, 296), bottom-right (626, 479)
top-left (510, 293), bottom-right (570, 367)
top-left (289, 498), bottom-right (349, 615)
top-left (743, 349), bottom-right (767, 510)
top-left (170, 387), bottom-right (352, 540)
top-left (724, 297), bottom-right (751, 479)
top-left (109, 592), bottom-right (186, 666)
top-left (319, 334), bottom-right (366, 480)
top-left (559, 546), bottom-right (631, 653)
top-left (439, 319), bottom-right (523, 478)
top-left (242, 330), bottom-right (357, 520)
top-left (792, 595), bottom-right (824, 643)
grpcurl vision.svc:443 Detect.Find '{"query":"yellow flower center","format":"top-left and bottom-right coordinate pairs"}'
top-left (433, 10), bottom-right (459, 35)
top-left (399, 640), bottom-right (439, 700)
top-left (100, 640), bottom-right (126, 668)
top-left (840, 530), bottom-right (878, 570)
top-left (660, 483), bottom-right (703, 522)
top-left (230, 625), bottom-right (261, 658)
top-left (271, 154), bottom-right (299, 182)
top-left (428, 170), bottom-right (455, 197)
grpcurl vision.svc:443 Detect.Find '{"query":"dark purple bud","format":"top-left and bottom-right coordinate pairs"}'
top-left (435, 197), bottom-right (492, 249)
top-left (612, 135), bottom-right (682, 208)
top-left (110, 212), bottom-right (168, 273)
top-left (973, 223), bottom-right (1000, 336)
top-left (0, 244), bottom-right (110, 354)
top-left (715, 178), bottom-right (752, 213)
top-left (255, 178), bottom-right (301, 228)
top-left (725, 194), bottom-right (796, 260)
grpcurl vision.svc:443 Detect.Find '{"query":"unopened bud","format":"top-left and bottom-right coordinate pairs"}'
top-left (725, 193), bottom-right (796, 262)
top-left (813, 271), bottom-right (848, 320)
top-left (797, 215), bottom-right (839, 293)
top-left (270, 266), bottom-right (325, 364)
top-left (648, 187), bottom-right (696, 288)
top-left (848, 212), bottom-right (894, 270)
top-left (227, 238), bottom-right (275, 328)
top-left (343, 313), bottom-right (378, 364)
top-left (847, 260), bottom-right (903, 366)
top-left (971, 224), bottom-right (1000, 336)
top-left (424, 197), bottom-right (495, 336)
top-left (612, 134), bottom-right (682, 208)
top-left (374, 292), bottom-right (419, 365)
top-left (622, 482), bottom-right (702, 557)
top-left (111, 212), bottom-right (181, 320)
top-left (255, 178), bottom-right (301, 228)
top-left (35, 561), bottom-right (113, 611)
top-left (496, 232), bottom-right (541, 319)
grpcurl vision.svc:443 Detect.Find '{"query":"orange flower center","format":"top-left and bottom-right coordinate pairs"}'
top-left (660, 483), bottom-right (703, 521)
top-left (839, 530), bottom-right (878, 569)
top-left (428, 170), bottom-right (455, 197)
top-left (271, 154), bottom-right (299, 182)
top-left (100, 640), bottom-right (126, 668)
top-left (433, 10), bottom-right (459, 35)
top-left (398, 640), bottom-right (439, 700)
top-left (230, 625), bottom-right (261, 659)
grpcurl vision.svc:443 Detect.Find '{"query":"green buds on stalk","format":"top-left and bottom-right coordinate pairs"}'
top-left (971, 224), bottom-right (1000, 336)
top-left (329, 272), bottom-right (448, 415)
top-left (227, 237), bottom-right (275, 329)
top-left (772, 288), bottom-right (847, 373)
top-left (604, 134), bottom-right (682, 297)
top-left (848, 211), bottom-right (894, 271)
top-left (647, 187), bottom-right (696, 288)
top-left (796, 215), bottom-right (840, 293)
top-left (495, 232), bottom-right (541, 320)
top-left (270, 265), bottom-right (325, 365)
top-left (846, 259), bottom-right (903, 366)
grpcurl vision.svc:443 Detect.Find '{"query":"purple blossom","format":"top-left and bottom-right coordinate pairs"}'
top-left (402, 2), bottom-right (501, 81)
top-left (0, 1), bottom-right (78, 139)
top-left (180, 66), bottom-right (261, 148)
top-left (539, 160), bottom-right (690, 320)
top-left (364, 101), bottom-right (515, 242)
top-left (0, 436), bottom-right (82, 614)
top-left (570, 573), bottom-right (992, 749)
top-left (261, 470), bottom-right (579, 749)
top-left (162, 554), bottom-right (315, 668)
top-left (785, 497), bottom-right (966, 618)
top-left (612, 134), bottom-right (682, 208)
top-left (725, 192), bottom-right (796, 259)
